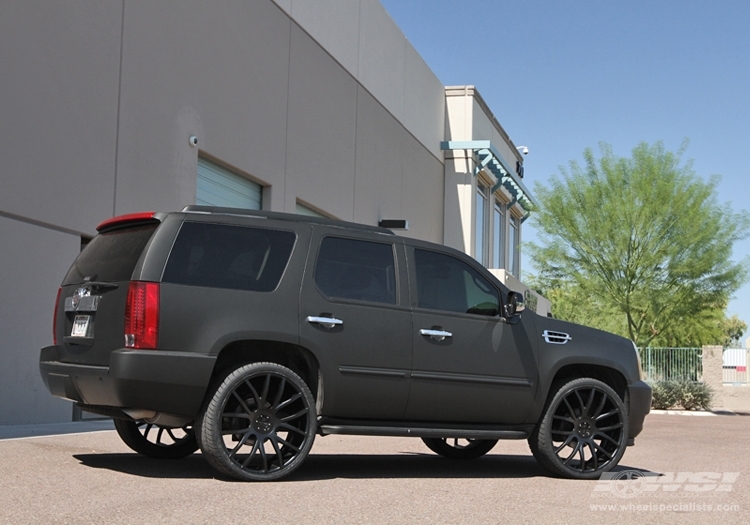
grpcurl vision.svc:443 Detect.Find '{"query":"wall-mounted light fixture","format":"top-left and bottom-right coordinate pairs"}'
top-left (378, 219), bottom-right (408, 230)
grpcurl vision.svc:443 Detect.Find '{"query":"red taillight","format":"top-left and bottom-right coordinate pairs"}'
top-left (124, 281), bottom-right (160, 349)
top-left (53, 287), bottom-right (62, 345)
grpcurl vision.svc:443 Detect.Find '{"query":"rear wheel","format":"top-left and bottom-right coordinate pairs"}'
top-left (422, 437), bottom-right (498, 459)
top-left (529, 378), bottom-right (628, 479)
top-left (114, 419), bottom-right (198, 459)
top-left (198, 362), bottom-right (316, 481)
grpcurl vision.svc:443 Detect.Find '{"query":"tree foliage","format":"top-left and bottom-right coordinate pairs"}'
top-left (528, 141), bottom-right (749, 347)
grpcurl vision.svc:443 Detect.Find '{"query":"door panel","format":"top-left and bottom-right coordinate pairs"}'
top-left (404, 247), bottom-right (538, 424)
top-left (299, 231), bottom-right (412, 420)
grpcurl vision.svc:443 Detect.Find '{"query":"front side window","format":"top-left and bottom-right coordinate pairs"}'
top-left (414, 249), bottom-right (499, 316)
top-left (315, 237), bottom-right (396, 304)
top-left (162, 222), bottom-right (295, 292)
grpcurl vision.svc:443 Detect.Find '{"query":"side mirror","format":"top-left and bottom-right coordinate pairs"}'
top-left (504, 291), bottom-right (525, 318)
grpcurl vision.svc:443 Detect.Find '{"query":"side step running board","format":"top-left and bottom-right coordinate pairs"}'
top-left (319, 425), bottom-right (528, 440)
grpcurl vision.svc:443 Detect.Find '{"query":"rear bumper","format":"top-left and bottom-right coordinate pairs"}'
top-left (39, 346), bottom-right (216, 418)
top-left (627, 380), bottom-right (652, 440)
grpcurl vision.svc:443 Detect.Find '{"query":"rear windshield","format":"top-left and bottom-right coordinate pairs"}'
top-left (62, 224), bottom-right (158, 285)
top-left (161, 222), bottom-right (296, 292)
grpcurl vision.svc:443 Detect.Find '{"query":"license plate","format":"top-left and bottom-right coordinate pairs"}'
top-left (71, 315), bottom-right (90, 337)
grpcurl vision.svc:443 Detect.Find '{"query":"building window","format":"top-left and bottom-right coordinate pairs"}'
top-left (492, 200), bottom-right (505, 269)
top-left (296, 201), bottom-right (328, 218)
top-left (197, 157), bottom-right (262, 210)
top-left (475, 182), bottom-right (488, 265)
top-left (509, 216), bottom-right (519, 276)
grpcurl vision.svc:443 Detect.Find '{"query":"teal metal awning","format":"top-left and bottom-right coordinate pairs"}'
top-left (441, 140), bottom-right (535, 220)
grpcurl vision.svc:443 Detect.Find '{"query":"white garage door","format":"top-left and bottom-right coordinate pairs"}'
top-left (197, 158), bottom-right (262, 210)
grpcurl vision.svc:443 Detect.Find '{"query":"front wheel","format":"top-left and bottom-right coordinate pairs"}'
top-left (197, 362), bottom-right (317, 481)
top-left (422, 437), bottom-right (498, 459)
top-left (529, 377), bottom-right (629, 479)
top-left (114, 419), bottom-right (198, 459)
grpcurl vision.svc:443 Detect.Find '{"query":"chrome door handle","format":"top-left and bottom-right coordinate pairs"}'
top-left (419, 328), bottom-right (452, 342)
top-left (306, 316), bottom-right (343, 329)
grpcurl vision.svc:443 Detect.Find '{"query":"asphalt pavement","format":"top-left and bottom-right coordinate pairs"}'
top-left (1, 412), bottom-right (748, 524)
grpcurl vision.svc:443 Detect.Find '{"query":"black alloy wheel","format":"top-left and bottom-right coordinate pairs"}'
top-left (529, 377), bottom-right (628, 479)
top-left (198, 362), bottom-right (316, 481)
top-left (114, 419), bottom-right (198, 459)
top-left (422, 437), bottom-right (498, 460)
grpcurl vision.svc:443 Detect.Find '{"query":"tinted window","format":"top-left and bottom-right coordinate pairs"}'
top-left (162, 222), bottom-right (295, 292)
top-left (414, 249), bottom-right (499, 316)
top-left (62, 224), bottom-right (158, 285)
top-left (315, 237), bottom-right (396, 304)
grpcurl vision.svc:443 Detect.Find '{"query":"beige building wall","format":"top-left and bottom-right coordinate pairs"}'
top-left (0, 0), bottom-right (446, 424)
top-left (0, 1), bottom-right (537, 424)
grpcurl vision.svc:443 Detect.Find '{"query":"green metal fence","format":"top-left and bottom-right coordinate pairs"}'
top-left (638, 347), bottom-right (703, 382)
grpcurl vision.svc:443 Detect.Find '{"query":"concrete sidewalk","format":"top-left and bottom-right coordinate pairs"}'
top-left (0, 419), bottom-right (115, 440)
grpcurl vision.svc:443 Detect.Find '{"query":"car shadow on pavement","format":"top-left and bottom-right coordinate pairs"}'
top-left (73, 451), bottom-right (650, 482)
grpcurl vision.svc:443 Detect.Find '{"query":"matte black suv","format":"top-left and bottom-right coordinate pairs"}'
top-left (40, 206), bottom-right (651, 481)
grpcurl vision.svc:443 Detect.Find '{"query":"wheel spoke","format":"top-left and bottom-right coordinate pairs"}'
top-left (593, 441), bottom-right (614, 459)
top-left (562, 441), bottom-right (581, 465)
top-left (143, 423), bottom-right (153, 441)
top-left (277, 436), bottom-right (301, 453)
top-left (592, 391), bottom-right (608, 418)
top-left (221, 412), bottom-right (252, 420)
top-left (259, 440), bottom-right (269, 472)
top-left (562, 397), bottom-right (576, 417)
top-left (280, 408), bottom-right (309, 422)
top-left (156, 427), bottom-right (165, 445)
top-left (574, 390), bottom-right (586, 414)
top-left (166, 428), bottom-right (178, 442)
top-left (260, 374), bottom-right (271, 406)
top-left (277, 422), bottom-right (307, 436)
top-left (584, 388), bottom-right (596, 417)
top-left (595, 409), bottom-right (619, 421)
top-left (598, 422), bottom-right (623, 432)
top-left (241, 439), bottom-right (262, 468)
top-left (271, 438), bottom-right (285, 468)
top-left (276, 392), bottom-right (303, 411)
top-left (552, 414), bottom-right (576, 424)
top-left (228, 431), bottom-right (253, 458)
top-left (233, 390), bottom-right (255, 416)
top-left (596, 432), bottom-right (620, 445)
top-left (554, 434), bottom-right (576, 453)
top-left (244, 379), bottom-right (262, 409)
top-left (271, 377), bottom-right (286, 409)
top-left (588, 441), bottom-right (598, 470)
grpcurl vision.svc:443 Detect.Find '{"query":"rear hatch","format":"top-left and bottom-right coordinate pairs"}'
top-left (55, 213), bottom-right (162, 366)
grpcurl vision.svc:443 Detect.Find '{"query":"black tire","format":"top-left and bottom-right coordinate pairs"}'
top-left (422, 437), bottom-right (498, 459)
top-left (529, 377), bottom-right (629, 479)
top-left (113, 419), bottom-right (198, 459)
top-left (197, 362), bottom-right (317, 481)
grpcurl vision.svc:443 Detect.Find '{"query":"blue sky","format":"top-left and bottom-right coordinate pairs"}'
top-left (380, 0), bottom-right (750, 342)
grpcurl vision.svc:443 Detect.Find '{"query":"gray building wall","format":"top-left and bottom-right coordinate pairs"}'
top-left (0, 0), bottom-right (445, 424)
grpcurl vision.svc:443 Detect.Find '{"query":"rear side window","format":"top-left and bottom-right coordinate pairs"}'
top-left (162, 222), bottom-right (295, 292)
top-left (315, 237), bottom-right (396, 304)
top-left (62, 224), bottom-right (158, 285)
